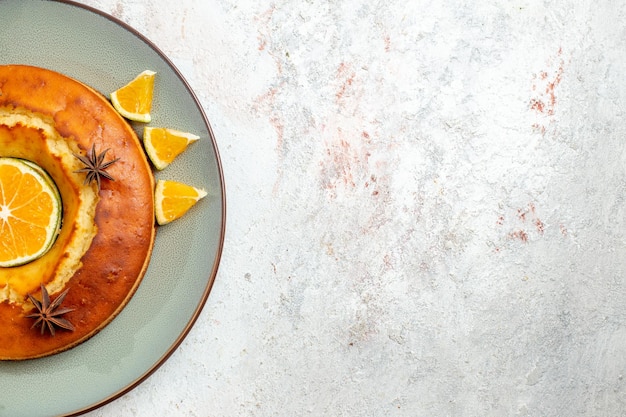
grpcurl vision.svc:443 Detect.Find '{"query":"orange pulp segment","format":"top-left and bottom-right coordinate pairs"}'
top-left (143, 127), bottom-right (199, 170)
top-left (154, 179), bottom-right (207, 225)
top-left (110, 70), bottom-right (156, 123)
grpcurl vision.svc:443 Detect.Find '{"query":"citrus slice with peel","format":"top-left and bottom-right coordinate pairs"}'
top-left (20, 159), bottom-right (62, 203)
top-left (154, 179), bottom-right (207, 225)
top-left (143, 127), bottom-right (200, 170)
top-left (0, 158), bottom-right (62, 267)
top-left (110, 70), bottom-right (156, 122)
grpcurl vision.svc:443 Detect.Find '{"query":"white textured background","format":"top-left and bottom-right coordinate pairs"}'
top-left (80, 0), bottom-right (626, 416)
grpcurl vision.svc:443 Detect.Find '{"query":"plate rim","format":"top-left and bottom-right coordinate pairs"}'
top-left (39, 0), bottom-right (226, 415)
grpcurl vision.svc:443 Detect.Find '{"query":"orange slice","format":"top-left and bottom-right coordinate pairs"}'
top-left (143, 127), bottom-right (199, 170)
top-left (0, 158), bottom-right (62, 267)
top-left (110, 70), bottom-right (156, 122)
top-left (154, 179), bottom-right (207, 225)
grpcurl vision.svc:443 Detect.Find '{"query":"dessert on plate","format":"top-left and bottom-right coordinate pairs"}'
top-left (0, 64), bottom-right (156, 360)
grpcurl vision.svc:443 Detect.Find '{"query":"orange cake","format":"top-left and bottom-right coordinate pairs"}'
top-left (0, 65), bottom-right (156, 360)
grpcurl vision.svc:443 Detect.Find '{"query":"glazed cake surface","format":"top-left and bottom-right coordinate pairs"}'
top-left (0, 65), bottom-right (156, 360)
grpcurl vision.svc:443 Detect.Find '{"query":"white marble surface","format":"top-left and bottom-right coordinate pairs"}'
top-left (78, 0), bottom-right (626, 416)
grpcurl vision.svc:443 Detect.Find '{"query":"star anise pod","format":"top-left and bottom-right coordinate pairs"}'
top-left (26, 284), bottom-right (75, 336)
top-left (73, 143), bottom-right (120, 191)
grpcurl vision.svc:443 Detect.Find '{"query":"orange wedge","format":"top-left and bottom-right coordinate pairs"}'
top-left (143, 127), bottom-right (199, 170)
top-left (0, 158), bottom-right (62, 267)
top-left (110, 70), bottom-right (156, 122)
top-left (154, 179), bottom-right (207, 225)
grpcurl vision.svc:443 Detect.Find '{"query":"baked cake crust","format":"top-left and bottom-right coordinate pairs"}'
top-left (0, 65), bottom-right (156, 360)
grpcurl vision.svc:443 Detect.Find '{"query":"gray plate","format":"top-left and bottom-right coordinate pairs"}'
top-left (0, 1), bottom-right (226, 416)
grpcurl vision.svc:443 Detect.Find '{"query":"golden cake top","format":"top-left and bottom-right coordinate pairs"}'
top-left (0, 64), bottom-right (156, 360)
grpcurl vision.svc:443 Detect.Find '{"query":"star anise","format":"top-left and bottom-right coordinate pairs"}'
top-left (73, 143), bottom-right (120, 191)
top-left (26, 284), bottom-right (75, 336)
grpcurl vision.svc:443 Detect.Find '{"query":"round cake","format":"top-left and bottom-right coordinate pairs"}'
top-left (0, 65), bottom-right (156, 360)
